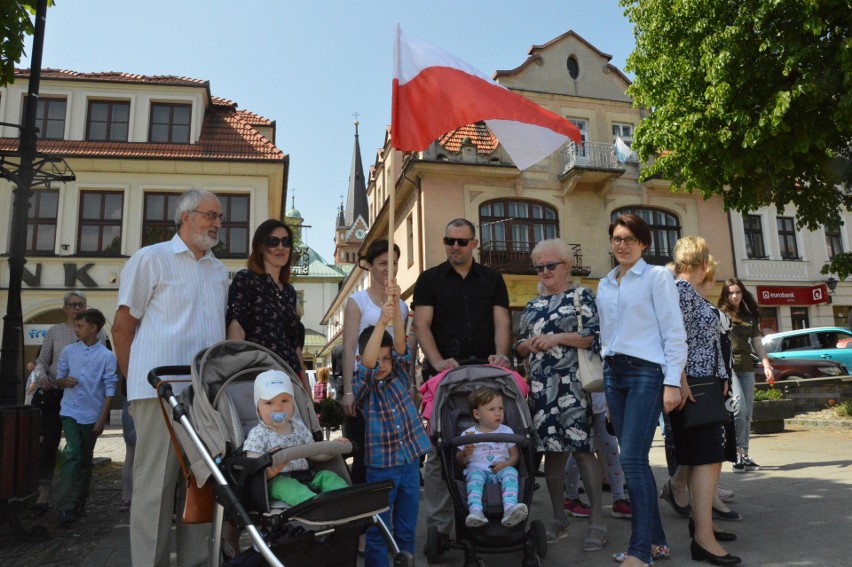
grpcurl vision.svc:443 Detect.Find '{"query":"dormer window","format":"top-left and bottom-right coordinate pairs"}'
top-left (150, 102), bottom-right (191, 143)
top-left (86, 100), bottom-right (130, 141)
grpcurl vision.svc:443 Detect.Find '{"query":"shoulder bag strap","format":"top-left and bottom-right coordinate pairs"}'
top-left (156, 384), bottom-right (191, 483)
top-left (573, 287), bottom-right (584, 333)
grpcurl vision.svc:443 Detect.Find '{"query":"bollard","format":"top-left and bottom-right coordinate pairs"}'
top-left (0, 406), bottom-right (42, 500)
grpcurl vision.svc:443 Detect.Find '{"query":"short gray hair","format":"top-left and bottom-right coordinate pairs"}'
top-left (63, 290), bottom-right (87, 305)
top-left (174, 189), bottom-right (219, 227)
top-left (531, 238), bottom-right (575, 269)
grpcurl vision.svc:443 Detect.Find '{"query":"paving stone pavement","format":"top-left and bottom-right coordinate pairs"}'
top-left (5, 421), bottom-right (852, 566)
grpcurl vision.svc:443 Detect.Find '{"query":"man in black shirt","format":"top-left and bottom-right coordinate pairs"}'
top-left (414, 218), bottom-right (511, 554)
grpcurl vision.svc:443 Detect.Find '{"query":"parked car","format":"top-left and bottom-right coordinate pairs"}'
top-left (761, 326), bottom-right (852, 370)
top-left (752, 353), bottom-right (847, 383)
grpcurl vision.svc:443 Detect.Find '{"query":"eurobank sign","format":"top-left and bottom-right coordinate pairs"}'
top-left (756, 284), bottom-right (829, 306)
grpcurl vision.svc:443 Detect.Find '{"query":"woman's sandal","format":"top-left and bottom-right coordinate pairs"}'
top-left (582, 524), bottom-right (608, 551)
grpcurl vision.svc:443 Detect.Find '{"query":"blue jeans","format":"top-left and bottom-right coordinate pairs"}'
top-left (731, 371), bottom-right (755, 453)
top-left (604, 355), bottom-right (667, 564)
top-left (365, 460), bottom-right (421, 567)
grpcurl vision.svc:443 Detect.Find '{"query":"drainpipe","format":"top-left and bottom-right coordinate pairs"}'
top-left (727, 209), bottom-right (738, 279)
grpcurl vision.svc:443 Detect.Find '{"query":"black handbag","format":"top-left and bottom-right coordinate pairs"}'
top-left (681, 375), bottom-right (729, 429)
top-left (30, 386), bottom-right (62, 413)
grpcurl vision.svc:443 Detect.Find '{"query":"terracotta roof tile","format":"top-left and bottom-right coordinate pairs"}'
top-left (15, 68), bottom-right (209, 88)
top-left (0, 104), bottom-right (284, 161)
top-left (236, 108), bottom-right (273, 126)
top-left (437, 122), bottom-right (499, 154)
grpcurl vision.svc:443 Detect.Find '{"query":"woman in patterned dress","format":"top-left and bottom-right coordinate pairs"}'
top-left (672, 236), bottom-right (740, 565)
top-left (516, 238), bottom-right (606, 549)
top-left (227, 219), bottom-right (308, 390)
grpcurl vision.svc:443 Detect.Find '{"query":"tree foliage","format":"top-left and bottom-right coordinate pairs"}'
top-left (0, 1), bottom-right (38, 87)
top-left (621, 0), bottom-right (851, 236)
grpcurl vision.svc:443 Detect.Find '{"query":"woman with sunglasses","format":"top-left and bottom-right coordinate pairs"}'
top-left (227, 219), bottom-right (308, 390)
top-left (340, 239), bottom-right (407, 483)
top-left (596, 214), bottom-right (687, 567)
top-left (31, 290), bottom-right (107, 515)
top-left (515, 238), bottom-right (606, 549)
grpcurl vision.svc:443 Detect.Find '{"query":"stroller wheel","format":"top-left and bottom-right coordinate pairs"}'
top-left (426, 526), bottom-right (441, 564)
top-left (530, 519), bottom-right (547, 558)
top-left (393, 550), bottom-right (415, 567)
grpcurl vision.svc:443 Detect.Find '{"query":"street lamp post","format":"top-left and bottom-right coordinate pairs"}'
top-left (0, 0), bottom-right (48, 406)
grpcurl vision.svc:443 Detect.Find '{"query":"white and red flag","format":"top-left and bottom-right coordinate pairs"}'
top-left (391, 25), bottom-right (582, 171)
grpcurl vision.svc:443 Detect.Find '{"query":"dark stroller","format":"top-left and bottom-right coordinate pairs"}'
top-left (424, 365), bottom-right (546, 567)
top-left (150, 340), bottom-right (413, 567)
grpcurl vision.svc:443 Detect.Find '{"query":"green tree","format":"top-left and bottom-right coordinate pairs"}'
top-left (0, 1), bottom-right (38, 87)
top-left (621, 0), bottom-right (851, 271)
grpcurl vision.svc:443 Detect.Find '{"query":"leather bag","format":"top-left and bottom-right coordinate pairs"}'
top-left (681, 375), bottom-right (730, 429)
top-left (158, 389), bottom-right (215, 524)
top-left (573, 288), bottom-right (604, 393)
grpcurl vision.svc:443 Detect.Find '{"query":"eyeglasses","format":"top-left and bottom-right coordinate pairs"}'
top-left (533, 261), bottom-right (565, 273)
top-left (65, 302), bottom-right (86, 309)
top-left (610, 236), bottom-right (639, 246)
top-left (265, 236), bottom-right (293, 249)
top-left (443, 237), bottom-right (472, 247)
top-left (192, 210), bottom-right (225, 222)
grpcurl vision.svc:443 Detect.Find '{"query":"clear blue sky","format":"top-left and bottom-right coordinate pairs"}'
top-left (22, 0), bottom-right (636, 261)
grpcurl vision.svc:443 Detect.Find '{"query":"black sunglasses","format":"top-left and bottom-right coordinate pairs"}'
top-left (533, 261), bottom-right (565, 273)
top-left (264, 236), bottom-right (293, 249)
top-left (443, 237), bottom-right (472, 247)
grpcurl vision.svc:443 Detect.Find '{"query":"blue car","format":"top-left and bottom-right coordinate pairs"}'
top-left (761, 326), bottom-right (852, 369)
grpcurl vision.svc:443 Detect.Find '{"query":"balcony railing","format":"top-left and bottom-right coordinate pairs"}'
top-left (560, 141), bottom-right (626, 177)
top-left (479, 241), bottom-right (589, 276)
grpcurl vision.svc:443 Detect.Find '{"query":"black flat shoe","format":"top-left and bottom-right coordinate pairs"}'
top-left (689, 518), bottom-right (738, 542)
top-left (690, 539), bottom-right (741, 565)
top-left (660, 480), bottom-right (691, 518)
top-left (712, 506), bottom-right (742, 521)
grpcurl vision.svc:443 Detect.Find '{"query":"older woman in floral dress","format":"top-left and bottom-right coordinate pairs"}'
top-left (516, 238), bottom-right (606, 550)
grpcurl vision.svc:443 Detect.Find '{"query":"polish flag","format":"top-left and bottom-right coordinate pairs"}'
top-left (392, 26), bottom-right (582, 171)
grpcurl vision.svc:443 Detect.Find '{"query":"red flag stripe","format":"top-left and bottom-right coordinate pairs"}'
top-left (392, 66), bottom-right (580, 152)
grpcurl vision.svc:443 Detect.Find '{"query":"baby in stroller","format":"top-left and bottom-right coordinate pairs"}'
top-left (456, 386), bottom-right (528, 528)
top-left (244, 369), bottom-right (349, 505)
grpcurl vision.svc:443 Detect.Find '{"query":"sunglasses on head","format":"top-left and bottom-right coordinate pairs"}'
top-left (443, 237), bottom-right (471, 247)
top-left (533, 261), bottom-right (565, 273)
top-left (265, 236), bottom-right (293, 249)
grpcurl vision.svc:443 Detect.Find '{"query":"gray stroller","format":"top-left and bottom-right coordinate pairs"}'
top-left (425, 364), bottom-right (546, 567)
top-left (150, 340), bottom-right (413, 567)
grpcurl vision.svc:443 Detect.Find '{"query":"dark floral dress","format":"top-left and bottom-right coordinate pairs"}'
top-left (518, 286), bottom-right (600, 453)
top-left (228, 269), bottom-right (301, 374)
top-left (671, 279), bottom-right (730, 465)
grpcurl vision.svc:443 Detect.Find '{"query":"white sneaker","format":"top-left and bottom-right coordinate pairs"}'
top-left (465, 508), bottom-right (488, 527)
top-left (501, 503), bottom-right (528, 527)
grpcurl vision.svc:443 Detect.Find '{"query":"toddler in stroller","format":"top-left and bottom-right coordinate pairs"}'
top-left (457, 386), bottom-right (528, 528)
top-left (425, 364), bottom-right (546, 567)
top-left (243, 369), bottom-right (349, 505)
top-left (150, 340), bottom-right (412, 567)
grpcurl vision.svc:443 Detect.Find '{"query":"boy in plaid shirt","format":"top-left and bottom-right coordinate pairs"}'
top-left (354, 283), bottom-right (430, 567)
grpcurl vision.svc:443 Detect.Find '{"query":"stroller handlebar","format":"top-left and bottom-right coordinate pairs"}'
top-left (448, 432), bottom-right (529, 448)
top-left (147, 365), bottom-right (193, 396)
top-left (270, 439), bottom-right (354, 467)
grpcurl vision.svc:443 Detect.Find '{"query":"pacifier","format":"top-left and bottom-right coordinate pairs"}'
top-left (271, 411), bottom-right (288, 424)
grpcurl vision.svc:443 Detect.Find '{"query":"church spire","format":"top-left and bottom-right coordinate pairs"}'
top-left (344, 117), bottom-right (368, 229)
